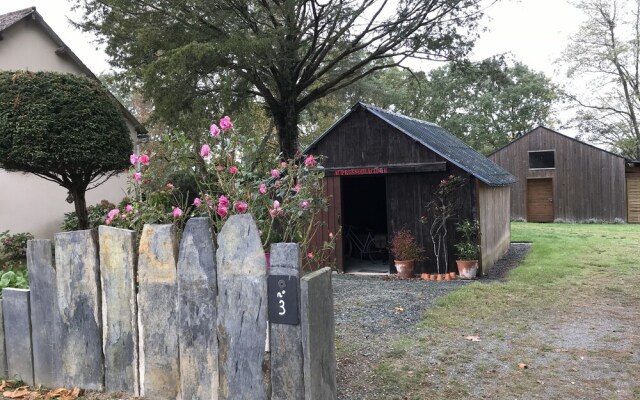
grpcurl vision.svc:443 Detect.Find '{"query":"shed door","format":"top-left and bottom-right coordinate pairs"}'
top-left (527, 179), bottom-right (554, 222)
top-left (627, 175), bottom-right (640, 223)
top-left (311, 176), bottom-right (343, 270)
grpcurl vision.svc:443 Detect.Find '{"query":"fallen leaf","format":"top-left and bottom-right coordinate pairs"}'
top-left (537, 380), bottom-right (545, 385)
top-left (394, 307), bottom-right (404, 313)
top-left (518, 363), bottom-right (528, 369)
top-left (3, 386), bottom-right (32, 398)
top-left (464, 335), bottom-right (481, 342)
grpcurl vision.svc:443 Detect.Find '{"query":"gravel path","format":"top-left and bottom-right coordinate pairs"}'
top-left (333, 243), bottom-right (531, 399)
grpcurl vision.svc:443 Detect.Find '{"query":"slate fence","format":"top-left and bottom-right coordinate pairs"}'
top-left (0, 215), bottom-right (336, 400)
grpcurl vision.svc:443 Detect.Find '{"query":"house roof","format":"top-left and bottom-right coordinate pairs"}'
top-left (0, 7), bottom-right (146, 137)
top-left (307, 102), bottom-right (517, 187)
top-left (489, 125), bottom-right (626, 160)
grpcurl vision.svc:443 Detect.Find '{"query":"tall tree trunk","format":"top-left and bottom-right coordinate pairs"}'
top-left (70, 186), bottom-right (90, 230)
top-left (274, 98), bottom-right (300, 160)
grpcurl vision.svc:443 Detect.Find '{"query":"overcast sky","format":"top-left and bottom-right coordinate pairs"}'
top-left (1, 0), bottom-right (584, 76)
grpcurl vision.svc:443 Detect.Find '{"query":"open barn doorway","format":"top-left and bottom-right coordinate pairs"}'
top-left (341, 175), bottom-right (389, 274)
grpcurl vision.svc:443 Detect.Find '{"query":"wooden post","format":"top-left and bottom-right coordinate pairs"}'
top-left (216, 215), bottom-right (268, 400)
top-left (0, 299), bottom-right (6, 378)
top-left (27, 239), bottom-right (62, 388)
top-left (177, 218), bottom-right (218, 399)
top-left (137, 224), bottom-right (180, 399)
top-left (99, 226), bottom-right (139, 395)
top-left (301, 267), bottom-right (337, 400)
top-left (55, 230), bottom-right (104, 390)
top-left (269, 243), bottom-right (304, 400)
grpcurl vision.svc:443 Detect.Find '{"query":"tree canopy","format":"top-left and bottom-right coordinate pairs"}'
top-left (0, 71), bottom-right (132, 229)
top-left (562, 0), bottom-right (640, 159)
top-left (72, 0), bottom-right (488, 158)
top-left (299, 57), bottom-right (559, 154)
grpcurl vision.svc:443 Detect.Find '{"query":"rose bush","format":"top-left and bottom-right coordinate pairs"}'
top-left (105, 116), bottom-right (336, 270)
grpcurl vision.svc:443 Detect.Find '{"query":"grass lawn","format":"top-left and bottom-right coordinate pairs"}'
top-left (371, 222), bottom-right (640, 399)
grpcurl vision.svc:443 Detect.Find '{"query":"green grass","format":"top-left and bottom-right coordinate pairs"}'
top-left (371, 222), bottom-right (640, 399)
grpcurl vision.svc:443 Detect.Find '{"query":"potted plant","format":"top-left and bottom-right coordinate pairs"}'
top-left (454, 219), bottom-right (480, 279)
top-left (390, 229), bottom-right (426, 278)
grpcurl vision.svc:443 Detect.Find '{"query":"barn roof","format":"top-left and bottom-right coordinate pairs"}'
top-left (307, 102), bottom-right (516, 186)
top-left (0, 7), bottom-right (34, 32)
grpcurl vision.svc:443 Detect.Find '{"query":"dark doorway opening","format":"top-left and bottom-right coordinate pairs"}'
top-left (341, 175), bottom-right (388, 273)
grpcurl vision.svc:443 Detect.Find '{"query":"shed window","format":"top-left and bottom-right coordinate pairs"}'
top-left (529, 150), bottom-right (555, 169)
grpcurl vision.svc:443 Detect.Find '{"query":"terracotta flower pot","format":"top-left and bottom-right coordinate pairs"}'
top-left (421, 273), bottom-right (430, 280)
top-left (444, 273), bottom-right (451, 281)
top-left (456, 260), bottom-right (478, 280)
top-left (394, 260), bottom-right (415, 279)
top-left (449, 271), bottom-right (457, 280)
top-left (436, 273), bottom-right (443, 281)
top-left (429, 274), bottom-right (437, 281)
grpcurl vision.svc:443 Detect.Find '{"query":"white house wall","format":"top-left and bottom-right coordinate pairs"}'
top-left (0, 18), bottom-right (135, 238)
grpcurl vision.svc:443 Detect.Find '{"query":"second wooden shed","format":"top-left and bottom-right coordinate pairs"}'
top-left (489, 126), bottom-right (629, 223)
top-left (307, 103), bottom-right (516, 275)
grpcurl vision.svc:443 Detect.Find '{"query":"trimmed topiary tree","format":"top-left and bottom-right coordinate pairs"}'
top-left (0, 71), bottom-right (132, 229)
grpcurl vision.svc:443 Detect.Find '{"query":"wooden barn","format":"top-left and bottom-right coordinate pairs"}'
top-left (489, 126), bottom-right (633, 223)
top-left (307, 103), bottom-right (516, 275)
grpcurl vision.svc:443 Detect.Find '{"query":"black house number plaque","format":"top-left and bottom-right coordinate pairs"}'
top-left (268, 275), bottom-right (299, 325)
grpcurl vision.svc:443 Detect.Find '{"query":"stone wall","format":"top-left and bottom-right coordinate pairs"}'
top-left (0, 215), bottom-right (336, 400)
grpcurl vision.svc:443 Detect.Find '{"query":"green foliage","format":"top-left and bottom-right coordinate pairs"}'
top-left (302, 57), bottom-right (559, 154)
top-left (0, 71), bottom-right (133, 229)
top-left (0, 230), bottom-right (33, 271)
top-left (72, 0), bottom-right (486, 158)
top-left (0, 268), bottom-right (29, 295)
top-left (62, 200), bottom-right (116, 231)
top-left (454, 219), bottom-right (479, 260)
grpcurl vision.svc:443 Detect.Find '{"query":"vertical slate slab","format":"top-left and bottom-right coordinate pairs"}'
top-left (27, 239), bottom-right (62, 388)
top-left (177, 217), bottom-right (218, 400)
top-left (55, 230), bottom-right (104, 390)
top-left (99, 226), bottom-right (139, 395)
top-left (2, 288), bottom-right (34, 385)
top-left (0, 299), bottom-right (6, 378)
top-left (137, 224), bottom-right (180, 399)
top-left (269, 243), bottom-right (305, 400)
top-left (301, 267), bottom-right (336, 400)
top-left (217, 215), bottom-right (268, 400)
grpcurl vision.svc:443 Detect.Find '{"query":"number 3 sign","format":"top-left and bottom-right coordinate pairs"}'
top-left (268, 275), bottom-right (299, 325)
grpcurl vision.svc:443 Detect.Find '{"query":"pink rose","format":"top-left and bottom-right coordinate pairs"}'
top-left (281, 161), bottom-right (287, 167)
top-left (172, 207), bottom-right (182, 218)
top-left (275, 181), bottom-right (281, 189)
top-left (216, 165), bottom-right (223, 171)
top-left (218, 195), bottom-right (230, 208)
top-left (105, 217), bottom-right (112, 225)
top-left (234, 201), bottom-right (248, 214)
top-left (229, 166), bottom-right (238, 175)
top-left (217, 205), bottom-right (228, 218)
top-left (300, 200), bottom-right (309, 209)
top-left (139, 154), bottom-right (150, 166)
top-left (269, 200), bottom-right (283, 219)
top-left (293, 183), bottom-right (301, 193)
top-left (210, 123), bottom-right (220, 137)
top-left (108, 209), bottom-right (120, 219)
top-left (271, 169), bottom-right (280, 179)
top-left (193, 197), bottom-right (201, 207)
top-left (259, 183), bottom-right (267, 194)
top-left (307, 252), bottom-right (313, 259)
top-left (219, 116), bottom-right (233, 130)
top-left (130, 154), bottom-right (138, 165)
top-left (200, 144), bottom-right (211, 159)
top-left (125, 204), bottom-right (133, 213)
top-left (166, 183), bottom-right (174, 189)
top-left (304, 154), bottom-right (317, 168)
top-left (133, 172), bottom-right (142, 181)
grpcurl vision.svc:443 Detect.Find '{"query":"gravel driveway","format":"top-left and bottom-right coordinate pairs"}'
top-left (333, 243), bottom-right (531, 399)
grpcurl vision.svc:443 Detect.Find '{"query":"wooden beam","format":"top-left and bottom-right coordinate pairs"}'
top-left (323, 162), bottom-right (446, 177)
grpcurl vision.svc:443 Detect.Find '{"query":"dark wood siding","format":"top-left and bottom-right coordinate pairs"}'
top-left (311, 108), bottom-right (445, 168)
top-left (626, 166), bottom-right (640, 223)
top-left (489, 127), bottom-right (626, 222)
top-left (310, 176), bottom-right (343, 270)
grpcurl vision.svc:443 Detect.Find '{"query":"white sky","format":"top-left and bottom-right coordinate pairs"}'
top-left (1, 0), bottom-right (584, 77)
